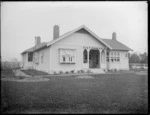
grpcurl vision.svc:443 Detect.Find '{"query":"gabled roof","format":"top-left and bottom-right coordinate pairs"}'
top-left (47, 25), bottom-right (112, 49)
top-left (102, 39), bottom-right (133, 51)
top-left (21, 42), bottom-right (48, 54)
top-left (22, 25), bottom-right (133, 54)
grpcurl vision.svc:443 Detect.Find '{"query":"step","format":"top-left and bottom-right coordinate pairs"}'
top-left (90, 69), bottom-right (105, 73)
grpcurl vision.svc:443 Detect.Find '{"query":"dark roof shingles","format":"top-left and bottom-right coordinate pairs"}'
top-left (102, 39), bottom-right (132, 51)
top-left (22, 42), bottom-right (48, 54)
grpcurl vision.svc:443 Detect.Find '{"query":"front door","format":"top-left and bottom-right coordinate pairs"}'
top-left (89, 50), bottom-right (100, 68)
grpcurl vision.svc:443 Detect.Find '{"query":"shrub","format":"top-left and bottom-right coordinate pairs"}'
top-left (59, 71), bottom-right (63, 74)
top-left (103, 69), bottom-right (108, 72)
top-left (71, 70), bottom-right (74, 73)
top-left (87, 69), bottom-right (92, 73)
top-left (65, 71), bottom-right (68, 74)
top-left (110, 69), bottom-right (114, 72)
top-left (114, 68), bottom-right (117, 72)
top-left (77, 70), bottom-right (81, 73)
top-left (18, 76), bottom-right (25, 79)
top-left (81, 69), bottom-right (84, 73)
top-left (120, 69), bottom-right (123, 71)
top-left (53, 71), bottom-right (57, 75)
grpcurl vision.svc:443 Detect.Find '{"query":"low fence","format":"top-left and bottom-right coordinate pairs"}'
top-left (1, 61), bottom-right (21, 69)
top-left (129, 63), bottom-right (148, 69)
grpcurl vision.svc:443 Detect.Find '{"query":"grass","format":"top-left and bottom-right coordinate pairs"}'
top-left (21, 69), bottom-right (49, 76)
top-left (129, 68), bottom-right (147, 72)
top-left (1, 71), bottom-right (148, 114)
top-left (1, 69), bottom-right (25, 79)
top-left (1, 69), bottom-right (15, 78)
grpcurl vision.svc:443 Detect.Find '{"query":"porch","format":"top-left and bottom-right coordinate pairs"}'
top-left (82, 46), bottom-right (107, 70)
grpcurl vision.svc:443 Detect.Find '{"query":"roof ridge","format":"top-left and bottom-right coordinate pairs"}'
top-left (47, 25), bottom-right (112, 49)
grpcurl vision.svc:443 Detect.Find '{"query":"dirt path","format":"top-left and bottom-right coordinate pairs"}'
top-left (75, 76), bottom-right (94, 79)
top-left (13, 69), bottom-right (31, 77)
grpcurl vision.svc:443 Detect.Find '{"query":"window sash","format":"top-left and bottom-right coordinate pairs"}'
top-left (28, 52), bottom-right (33, 62)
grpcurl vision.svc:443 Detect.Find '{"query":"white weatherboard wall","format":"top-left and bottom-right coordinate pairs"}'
top-left (49, 29), bottom-right (106, 72)
top-left (120, 51), bottom-right (129, 70)
top-left (33, 47), bottom-right (50, 73)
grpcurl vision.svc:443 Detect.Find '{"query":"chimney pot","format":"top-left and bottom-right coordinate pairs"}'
top-left (112, 32), bottom-right (116, 40)
top-left (35, 36), bottom-right (41, 46)
top-left (53, 25), bottom-right (59, 40)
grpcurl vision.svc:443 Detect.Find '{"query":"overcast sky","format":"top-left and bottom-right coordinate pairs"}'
top-left (1, 2), bottom-right (147, 61)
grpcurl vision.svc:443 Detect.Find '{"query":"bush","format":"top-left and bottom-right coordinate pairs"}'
top-left (53, 71), bottom-right (57, 75)
top-left (59, 71), bottom-right (63, 74)
top-left (71, 70), bottom-right (74, 73)
top-left (81, 70), bottom-right (84, 73)
top-left (77, 70), bottom-right (81, 73)
top-left (87, 69), bottom-right (92, 73)
top-left (65, 71), bottom-right (69, 74)
top-left (18, 76), bottom-right (25, 79)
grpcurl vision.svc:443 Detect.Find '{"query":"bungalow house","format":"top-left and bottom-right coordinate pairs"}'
top-left (21, 25), bottom-right (132, 73)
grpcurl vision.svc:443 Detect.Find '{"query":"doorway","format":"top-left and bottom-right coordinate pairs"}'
top-left (89, 49), bottom-right (100, 68)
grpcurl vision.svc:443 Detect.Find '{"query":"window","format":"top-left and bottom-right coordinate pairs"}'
top-left (111, 57), bottom-right (114, 62)
top-left (28, 52), bottom-right (33, 62)
top-left (70, 57), bottom-right (73, 62)
top-left (60, 49), bottom-right (76, 64)
top-left (117, 57), bottom-right (120, 61)
top-left (83, 49), bottom-right (87, 63)
top-left (107, 52), bottom-right (109, 62)
top-left (117, 52), bottom-right (120, 62)
top-left (63, 56), bottom-right (65, 62)
top-left (109, 51), bottom-right (120, 63)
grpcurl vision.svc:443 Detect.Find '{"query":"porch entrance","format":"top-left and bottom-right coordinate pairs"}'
top-left (89, 49), bottom-right (100, 68)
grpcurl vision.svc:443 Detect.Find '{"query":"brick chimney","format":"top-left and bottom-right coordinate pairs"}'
top-left (112, 32), bottom-right (116, 40)
top-left (35, 36), bottom-right (41, 46)
top-left (53, 25), bottom-right (59, 40)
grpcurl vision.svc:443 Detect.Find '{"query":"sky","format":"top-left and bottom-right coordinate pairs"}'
top-left (1, 2), bottom-right (147, 61)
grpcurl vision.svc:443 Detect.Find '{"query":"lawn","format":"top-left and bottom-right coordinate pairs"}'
top-left (1, 71), bottom-right (148, 114)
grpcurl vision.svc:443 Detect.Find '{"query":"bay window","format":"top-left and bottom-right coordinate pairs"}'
top-left (59, 49), bottom-right (76, 64)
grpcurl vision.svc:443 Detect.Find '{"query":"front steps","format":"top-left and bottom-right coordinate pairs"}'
top-left (90, 68), bottom-right (105, 74)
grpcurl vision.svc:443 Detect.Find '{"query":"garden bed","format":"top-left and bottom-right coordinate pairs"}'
top-left (21, 69), bottom-right (49, 76)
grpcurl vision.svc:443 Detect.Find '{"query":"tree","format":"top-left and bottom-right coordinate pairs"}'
top-left (129, 53), bottom-right (141, 63)
top-left (139, 52), bottom-right (148, 63)
top-left (11, 58), bottom-right (18, 62)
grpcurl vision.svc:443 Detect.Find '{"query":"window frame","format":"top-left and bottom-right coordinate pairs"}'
top-left (109, 51), bottom-right (120, 63)
top-left (28, 52), bottom-right (33, 62)
top-left (59, 49), bottom-right (76, 64)
top-left (83, 49), bottom-right (88, 63)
